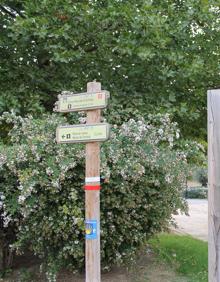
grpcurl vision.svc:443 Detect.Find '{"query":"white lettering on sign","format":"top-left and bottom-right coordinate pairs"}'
top-left (56, 123), bottom-right (110, 144)
top-left (54, 90), bottom-right (110, 112)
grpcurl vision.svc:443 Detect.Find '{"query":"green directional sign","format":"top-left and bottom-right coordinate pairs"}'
top-left (54, 91), bottom-right (109, 112)
top-left (56, 123), bottom-right (110, 143)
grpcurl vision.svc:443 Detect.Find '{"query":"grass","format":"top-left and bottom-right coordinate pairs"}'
top-left (149, 233), bottom-right (208, 282)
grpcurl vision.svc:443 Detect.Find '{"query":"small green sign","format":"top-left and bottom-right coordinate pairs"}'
top-left (56, 123), bottom-right (110, 143)
top-left (54, 91), bottom-right (109, 112)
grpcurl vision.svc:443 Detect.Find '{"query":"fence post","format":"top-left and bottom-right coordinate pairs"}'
top-left (208, 89), bottom-right (220, 282)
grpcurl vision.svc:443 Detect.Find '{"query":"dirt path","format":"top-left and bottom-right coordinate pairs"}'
top-left (2, 251), bottom-right (188, 282)
top-left (56, 253), bottom-right (188, 282)
top-left (172, 199), bottom-right (208, 241)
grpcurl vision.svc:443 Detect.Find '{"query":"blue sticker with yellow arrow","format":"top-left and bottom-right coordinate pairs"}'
top-left (85, 220), bottom-right (98, 239)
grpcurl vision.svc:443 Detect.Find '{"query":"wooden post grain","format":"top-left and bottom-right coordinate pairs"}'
top-left (85, 82), bottom-right (101, 282)
top-left (208, 89), bottom-right (220, 282)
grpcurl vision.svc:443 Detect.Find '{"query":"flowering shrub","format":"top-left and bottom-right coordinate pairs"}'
top-left (0, 112), bottom-right (200, 278)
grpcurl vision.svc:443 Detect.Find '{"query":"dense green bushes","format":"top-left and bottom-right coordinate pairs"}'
top-left (185, 187), bottom-right (208, 199)
top-left (0, 112), bottom-right (201, 279)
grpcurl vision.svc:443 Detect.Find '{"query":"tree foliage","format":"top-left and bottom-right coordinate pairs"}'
top-left (1, 0), bottom-right (220, 139)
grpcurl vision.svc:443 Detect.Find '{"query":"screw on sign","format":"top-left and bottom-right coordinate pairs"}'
top-left (54, 82), bottom-right (110, 282)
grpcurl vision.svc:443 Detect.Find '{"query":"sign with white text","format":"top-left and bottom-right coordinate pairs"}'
top-left (56, 123), bottom-right (110, 143)
top-left (54, 91), bottom-right (109, 112)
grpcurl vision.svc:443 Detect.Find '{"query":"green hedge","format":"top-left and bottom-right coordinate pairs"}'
top-left (185, 187), bottom-right (208, 199)
top-left (0, 112), bottom-right (201, 280)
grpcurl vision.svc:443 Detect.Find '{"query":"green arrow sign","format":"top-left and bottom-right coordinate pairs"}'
top-left (56, 123), bottom-right (110, 143)
top-left (54, 91), bottom-right (109, 112)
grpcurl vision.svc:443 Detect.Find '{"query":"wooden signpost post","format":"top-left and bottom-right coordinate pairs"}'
top-left (54, 82), bottom-right (109, 282)
top-left (208, 89), bottom-right (220, 282)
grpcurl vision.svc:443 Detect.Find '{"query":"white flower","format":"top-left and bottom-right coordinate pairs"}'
top-left (18, 195), bottom-right (26, 204)
top-left (79, 117), bottom-right (86, 124)
top-left (46, 167), bottom-right (53, 176)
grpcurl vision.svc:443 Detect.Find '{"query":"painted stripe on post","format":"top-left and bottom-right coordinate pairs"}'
top-left (84, 185), bottom-right (101, 191)
top-left (85, 177), bottom-right (100, 183)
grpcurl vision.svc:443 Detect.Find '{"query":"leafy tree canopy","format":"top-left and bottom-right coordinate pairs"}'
top-left (0, 0), bottom-right (220, 139)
